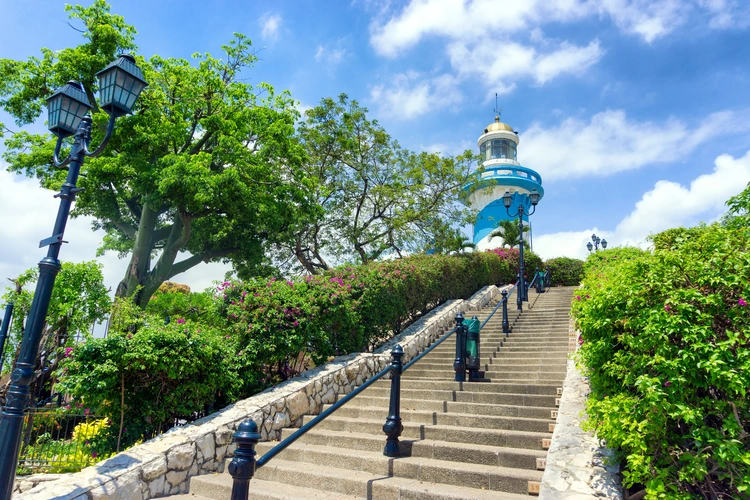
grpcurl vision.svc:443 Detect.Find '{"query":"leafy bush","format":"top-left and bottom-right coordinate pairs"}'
top-left (485, 247), bottom-right (543, 283)
top-left (146, 284), bottom-right (219, 325)
top-left (60, 251), bottom-right (529, 444)
top-left (544, 257), bottom-right (585, 286)
top-left (221, 252), bottom-right (524, 393)
top-left (59, 319), bottom-right (241, 449)
top-left (573, 228), bottom-right (750, 498)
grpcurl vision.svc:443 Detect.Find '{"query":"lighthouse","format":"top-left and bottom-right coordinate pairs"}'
top-left (463, 114), bottom-right (544, 250)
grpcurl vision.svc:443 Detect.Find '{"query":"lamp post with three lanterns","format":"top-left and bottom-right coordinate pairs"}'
top-left (502, 188), bottom-right (540, 311)
top-left (586, 233), bottom-right (608, 253)
top-left (0, 54), bottom-right (147, 499)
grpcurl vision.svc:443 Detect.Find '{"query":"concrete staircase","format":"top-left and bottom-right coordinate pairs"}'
top-left (175, 286), bottom-right (575, 499)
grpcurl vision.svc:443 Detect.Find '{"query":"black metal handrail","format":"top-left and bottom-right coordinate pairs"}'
top-left (226, 288), bottom-right (513, 499)
top-left (256, 360), bottom-right (395, 468)
top-left (527, 272), bottom-right (538, 291)
top-left (402, 324), bottom-right (459, 372)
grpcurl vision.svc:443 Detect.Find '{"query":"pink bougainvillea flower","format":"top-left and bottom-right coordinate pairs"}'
top-left (739, 298), bottom-right (748, 306)
top-left (664, 304), bottom-right (671, 312)
top-left (576, 296), bottom-right (581, 301)
top-left (664, 381), bottom-right (672, 387)
top-left (176, 318), bottom-right (186, 324)
top-left (578, 337), bottom-right (584, 345)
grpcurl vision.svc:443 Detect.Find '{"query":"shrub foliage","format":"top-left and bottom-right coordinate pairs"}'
top-left (573, 228), bottom-right (750, 498)
top-left (61, 251), bottom-right (528, 445)
top-left (544, 257), bottom-right (584, 286)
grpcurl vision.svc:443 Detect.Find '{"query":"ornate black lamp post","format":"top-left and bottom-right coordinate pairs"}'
top-left (0, 55), bottom-right (147, 499)
top-left (502, 189), bottom-right (540, 311)
top-left (586, 233), bottom-right (608, 253)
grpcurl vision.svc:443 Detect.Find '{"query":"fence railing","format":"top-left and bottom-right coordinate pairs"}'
top-left (227, 284), bottom-right (528, 499)
top-left (16, 406), bottom-right (108, 475)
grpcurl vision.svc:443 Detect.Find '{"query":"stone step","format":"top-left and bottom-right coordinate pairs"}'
top-left (265, 428), bottom-right (548, 472)
top-left (374, 379), bottom-right (561, 396)
top-left (254, 440), bottom-right (546, 479)
top-left (335, 396), bottom-right (557, 419)
top-left (317, 406), bottom-right (553, 433)
top-left (281, 418), bottom-right (552, 451)
top-left (360, 387), bottom-right (558, 407)
top-left (187, 476), bottom-right (360, 500)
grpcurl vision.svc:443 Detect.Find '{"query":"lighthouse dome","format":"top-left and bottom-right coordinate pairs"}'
top-left (484, 118), bottom-right (514, 133)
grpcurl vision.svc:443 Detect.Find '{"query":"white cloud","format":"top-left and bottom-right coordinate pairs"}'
top-left (614, 150), bottom-right (750, 243)
top-left (0, 168), bottom-right (232, 299)
top-left (420, 139), bottom-right (475, 156)
top-left (370, 72), bottom-right (463, 119)
top-left (534, 228), bottom-right (611, 261)
top-left (521, 109), bottom-right (750, 181)
top-left (533, 150), bottom-right (750, 260)
top-left (447, 39), bottom-right (603, 92)
top-left (314, 44), bottom-right (347, 67)
top-left (370, 0), bottom-right (746, 54)
top-left (370, 0), bottom-right (589, 57)
top-left (260, 14), bottom-right (282, 41)
top-left (697, 0), bottom-right (750, 28)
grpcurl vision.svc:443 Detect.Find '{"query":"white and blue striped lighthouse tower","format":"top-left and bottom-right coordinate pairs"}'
top-left (463, 114), bottom-right (544, 250)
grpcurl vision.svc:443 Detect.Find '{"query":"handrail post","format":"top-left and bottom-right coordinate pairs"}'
top-left (545, 269), bottom-right (551, 290)
top-left (501, 290), bottom-right (510, 336)
top-left (516, 276), bottom-right (523, 311)
top-left (0, 303), bottom-right (14, 375)
top-left (228, 420), bottom-right (261, 500)
top-left (466, 315), bottom-right (481, 382)
top-left (383, 345), bottom-right (404, 457)
top-left (453, 313), bottom-right (466, 382)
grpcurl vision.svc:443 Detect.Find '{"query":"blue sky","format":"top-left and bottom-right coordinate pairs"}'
top-left (1, 0), bottom-right (750, 294)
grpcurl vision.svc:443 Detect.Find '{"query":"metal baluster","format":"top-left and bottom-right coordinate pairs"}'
top-left (383, 345), bottom-right (404, 457)
top-left (227, 420), bottom-right (261, 500)
top-left (501, 290), bottom-right (511, 336)
top-left (453, 313), bottom-right (466, 382)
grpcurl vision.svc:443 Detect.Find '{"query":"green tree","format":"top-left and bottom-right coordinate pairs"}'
top-left (489, 218), bottom-right (528, 248)
top-left (0, 261), bottom-right (109, 401)
top-left (723, 180), bottom-right (750, 229)
top-left (273, 94), bottom-right (476, 274)
top-left (0, 1), bottom-right (312, 307)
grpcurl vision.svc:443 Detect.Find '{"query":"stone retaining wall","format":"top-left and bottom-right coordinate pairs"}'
top-left (539, 322), bottom-right (622, 499)
top-left (15, 285), bottom-right (502, 499)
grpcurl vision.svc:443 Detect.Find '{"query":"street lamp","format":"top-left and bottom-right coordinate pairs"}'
top-left (586, 233), bottom-right (608, 253)
top-left (503, 188), bottom-right (540, 311)
top-left (0, 54), bottom-right (147, 500)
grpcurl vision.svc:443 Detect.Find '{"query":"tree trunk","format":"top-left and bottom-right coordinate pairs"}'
top-left (117, 204), bottom-right (158, 302)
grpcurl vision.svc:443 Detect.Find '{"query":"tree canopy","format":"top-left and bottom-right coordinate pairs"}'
top-left (0, 1), bottom-right (313, 307)
top-left (272, 94), bottom-right (478, 274)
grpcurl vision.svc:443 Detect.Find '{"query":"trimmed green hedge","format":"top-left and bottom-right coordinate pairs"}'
top-left (573, 227), bottom-right (750, 499)
top-left (544, 256), bottom-right (584, 286)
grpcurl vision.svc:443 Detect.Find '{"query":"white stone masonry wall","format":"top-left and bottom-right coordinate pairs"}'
top-left (15, 285), bottom-right (502, 499)
top-left (538, 320), bottom-right (622, 499)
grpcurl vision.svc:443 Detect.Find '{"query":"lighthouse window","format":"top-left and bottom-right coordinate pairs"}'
top-left (489, 139), bottom-right (516, 160)
top-left (480, 141), bottom-right (486, 160)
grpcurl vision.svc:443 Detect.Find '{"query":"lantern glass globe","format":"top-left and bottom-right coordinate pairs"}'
top-left (46, 81), bottom-right (92, 138)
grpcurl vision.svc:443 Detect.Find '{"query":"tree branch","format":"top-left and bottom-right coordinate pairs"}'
top-left (167, 248), bottom-right (238, 279)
